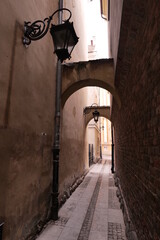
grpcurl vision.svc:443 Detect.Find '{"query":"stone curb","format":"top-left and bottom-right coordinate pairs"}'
top-left (59, 166), bottom-right (92, 207)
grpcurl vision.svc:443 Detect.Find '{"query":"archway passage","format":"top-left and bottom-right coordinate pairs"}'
top-left (61, 59), bottom-right (121, 108)
top-left (84, 106), bottom-right (111, 126)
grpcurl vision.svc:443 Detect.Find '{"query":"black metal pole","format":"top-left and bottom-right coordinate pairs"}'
top-left (111, 125), bottom-right (115, 173)
top-left (0, 222), bottom-right (4, 240)
top-left (100, 125), bottom-right (102, 159)
top-left (51, 61), bottom-right (61, 220)
top-left (51, 0), bottom-right (63, 220)
top-left (100, 145), bottom-right (102, 159)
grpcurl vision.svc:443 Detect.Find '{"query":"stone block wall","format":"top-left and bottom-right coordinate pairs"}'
top-left (111, 1), bottom-right (160, 239)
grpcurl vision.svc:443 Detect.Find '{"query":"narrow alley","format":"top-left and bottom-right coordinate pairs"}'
top-left (36, 157), bottom-right (126, 240)
top-left (1, 1), bottom-right (160, 239)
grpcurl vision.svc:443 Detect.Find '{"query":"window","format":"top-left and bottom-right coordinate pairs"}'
top-left (100, 0), bottom-right (110, 20)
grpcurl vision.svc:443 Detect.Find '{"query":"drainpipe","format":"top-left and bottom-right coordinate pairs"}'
top-left (0, 222), bottom-right (4, 240)
top-left (111, 125), bottom-right (115, 173)
top-left (51, 0), bottom-right (63, 220)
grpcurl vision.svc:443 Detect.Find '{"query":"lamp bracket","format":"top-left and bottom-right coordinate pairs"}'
top-left (83, 103), bottom-right (99, 115)
top-left (23, 8), bottom-right (72, 45)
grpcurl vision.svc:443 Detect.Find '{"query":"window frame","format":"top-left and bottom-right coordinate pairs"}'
top-left (100, 0), bottom-right (110, 20)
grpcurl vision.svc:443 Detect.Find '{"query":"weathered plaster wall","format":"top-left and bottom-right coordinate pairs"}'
top-left (111, 0), bottom-right (160, 239)
top-left (61, 59), bottom-right (120, 108)
top-left (0, 1), bottom-right (58, 239)
top-left (59, 88), bottom-right (88, 200)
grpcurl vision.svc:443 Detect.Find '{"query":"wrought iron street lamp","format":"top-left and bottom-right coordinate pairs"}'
top-left (23, 8), bottom-right (79, 62)
top-left (83, 103), bottom-right (100, 123)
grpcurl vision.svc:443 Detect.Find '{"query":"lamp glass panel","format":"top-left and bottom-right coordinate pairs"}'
top-left (53, 29), bottom-right (68, 50)
top-left (50, 21), bottom-right (78, 61)
top-left (94, 116), bottom-right (98, 122)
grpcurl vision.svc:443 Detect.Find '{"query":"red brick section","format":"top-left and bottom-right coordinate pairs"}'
top-left (112, 1), bottom-right (160, 239)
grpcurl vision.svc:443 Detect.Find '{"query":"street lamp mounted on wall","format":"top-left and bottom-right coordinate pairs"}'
top-left (83, 103), bottom-right (100, 123)
top-left (23, 8), bottom-right (79, 62)
top-left (92, 109), bottom-right (100, 123)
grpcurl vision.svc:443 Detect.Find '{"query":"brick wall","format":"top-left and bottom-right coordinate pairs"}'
top-left (112, 1), bottom-right (160, 239)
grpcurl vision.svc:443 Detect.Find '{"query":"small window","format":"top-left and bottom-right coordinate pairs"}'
top-left (100, 0), bottom-right (110, 20)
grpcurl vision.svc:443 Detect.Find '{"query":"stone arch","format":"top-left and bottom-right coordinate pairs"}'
top-left (61, 59), bottom-right (121, 108)
top-left (84, 106), bottom-right (111, 126)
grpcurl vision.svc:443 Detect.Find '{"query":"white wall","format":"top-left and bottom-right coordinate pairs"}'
top-left (86, 0), bottom-right (110, 59)
top-left (63, 0), bottom-right (88, 62)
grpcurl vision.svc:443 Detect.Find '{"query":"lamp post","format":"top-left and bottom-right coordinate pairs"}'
top-left (23, 8), bottom-right (79, 62)
top-left (23, 7), bottom-right (78, 220)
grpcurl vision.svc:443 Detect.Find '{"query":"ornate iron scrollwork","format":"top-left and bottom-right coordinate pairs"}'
top-left (23, 8), bottom-right (72, 45)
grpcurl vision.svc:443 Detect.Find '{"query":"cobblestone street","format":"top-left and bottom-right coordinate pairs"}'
top-left (36, 157), bottom-right (126, 240)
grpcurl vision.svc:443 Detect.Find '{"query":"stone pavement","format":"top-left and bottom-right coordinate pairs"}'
top-left (36, 157), bottom-right (127, 240)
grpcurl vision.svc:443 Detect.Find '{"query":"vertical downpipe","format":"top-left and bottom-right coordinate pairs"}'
top-left (0, 222), bottom-right (4, 240)
top-left (51, 0), bottom-right (63, 220)
top-left (111, 125), bottom-right (115, 173)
